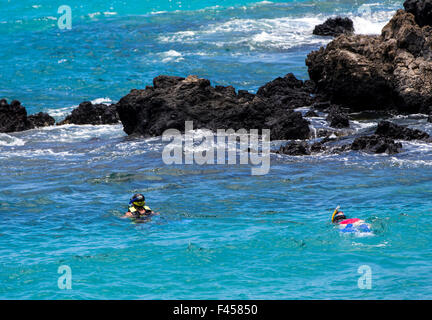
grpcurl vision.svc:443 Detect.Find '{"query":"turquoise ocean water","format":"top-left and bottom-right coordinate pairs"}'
top-left (1, 0), bottom-right (431, 299)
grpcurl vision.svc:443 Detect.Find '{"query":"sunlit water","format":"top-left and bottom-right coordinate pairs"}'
top-left (1, 0), bottom-right (431, 299)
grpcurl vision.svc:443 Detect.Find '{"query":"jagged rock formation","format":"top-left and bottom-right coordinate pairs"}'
top-left (313, 17), bottom-right (354, 37)
top-left (116, 75), bottom-right (311, 140)
top-left (306, 2), bottom-right (432, 113)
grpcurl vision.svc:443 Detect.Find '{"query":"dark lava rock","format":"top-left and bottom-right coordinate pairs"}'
top-left (268, 111), bottom-right (311, 141)
top-left (0, 99), bottom-right (33, 133)
top-left (256, 73), bottom-right (315, 109)
top-left (116, 75), bottom-right (311, 140)
top-left (28, 112), bottom-right (55, 128)
top-left (310, 141), bottom-right (326, 153)
top-left (404, 0), bottom-right (432, 27)
top-left (276, 140), bottom-right (329, 156)
top-left (326, 105), bottom-right (350, 128)
top-left (0, 99), bottom-right (55, 132)
top-left (59, 101), bottom-right (119, 125)
top-left (428, 113), bottom-right (432, 123)
top-left (306, 10), bottom-right (432, 113)
top-left (375, 120), bottom-right (430, 141)
top-left (277, 141), bottom-right (310, 156)
top-left (351, 135), bottom-right (403, 154)
top-left (313, 17), bottom-right (354, 37)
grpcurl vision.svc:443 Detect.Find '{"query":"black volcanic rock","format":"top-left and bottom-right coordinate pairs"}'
top-left (428, 113), bottom-right (432, 123)
top-left (256, 73), bottom-right (315, 109)
top-left (313, 17), bottom-right (354, 37)
top-left (351, 135), bottom-right (403, 154)
top-left (116, 75), bottom-right (311, 140)
top-left (277, 141), bottom-right (310, 156)
top-left (404, 0), bottom-right (432, 27)
top-left (306, 10), bottom-right (432, 113)
top-left (0, 99), bottom-right (55, 132)
top-left (0, 99), bottom-right (33, 133)
top-left (326, 105), bottom-right (350, 128)
top-left (268, 111), bottom-right (311, 141)
top-left (28, 112), bottom-right (55, 128)
top-left (59, 101), bottom-right (119, 125)
top-left (375, 121), bottom-right (430, 141)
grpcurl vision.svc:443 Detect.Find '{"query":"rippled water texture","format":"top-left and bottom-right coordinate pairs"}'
top-left (1, 0), bottom-right (431, 299)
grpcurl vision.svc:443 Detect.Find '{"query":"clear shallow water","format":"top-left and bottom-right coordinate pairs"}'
top-left (1, 0), bottom-right (432, 300)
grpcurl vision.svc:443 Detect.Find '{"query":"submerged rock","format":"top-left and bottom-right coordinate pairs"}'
top-left (59, 101), bottom-right (119, 125)
top-left (375, 120), bottom-right (430, 141)
top-left (404, 0), bottom-right (432, 27)
top-left (306, 9), bottom-right (432, 113)
top-left (116, 75), bottom-right (311, 140)
top-left (351, 135), bottom-right (403, 154)
top-left (313, 17), bottom-right (354, 37)
top-left (326, 105), bottom-right (350, 128)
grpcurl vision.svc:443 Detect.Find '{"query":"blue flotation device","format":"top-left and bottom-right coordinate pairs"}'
top-left (340, 223), bottom-right (371, 233)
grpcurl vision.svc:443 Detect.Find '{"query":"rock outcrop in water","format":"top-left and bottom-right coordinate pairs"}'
top-left (313, 17), bottom-right (354, 37)
top-left (375, 120), bottom-right (431, 141)
top-left (58, 101), bottom-right (119, 125)
top-left (276, 140), bottom-right (327, 156)
top-left (0, 99), bottom-right (55, 133)
top-left (116, 75), bottom-right (311, 140)
top-left (306, 2), bottom-right (432, 114)
top-left (28, 112), bottom-right (55, 128)
top-left (0, 99), bottom-right (32, 133)
top-left (351, 135), bottom-right (403, 154)
top-left (277, 141), bottom-right (311, 156)
top-left (404, 0), bottom-right (432, 27)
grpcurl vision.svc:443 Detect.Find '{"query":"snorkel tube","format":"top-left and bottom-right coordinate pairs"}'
top-left (331, 205), bottom-right (340, 223)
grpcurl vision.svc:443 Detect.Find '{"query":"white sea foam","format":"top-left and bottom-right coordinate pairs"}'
top-left (388, 158), bottom-right (432, 168)
top-left (160, 50), bottom-right (184, 63)
top-left (0, 148), bottom-right (77, 159)
top-left (33, 124), bottom-right (125, 143)
top-left (350, 10), bottom-right (396, 35)
top-left (0, 133), bottom-right (25, 146)
top-left (91, 97), bottom-right (113, 105)
top-left (158, 16), bottom-right (330, 50)
top-left (350, 120), bottom-right (377, 131)
top-left (88, 12), bottom-right (102, 19)
top-left (158, 3), bottom-right (397, 50)
top-left (87, 11), bottom-right (117, 19)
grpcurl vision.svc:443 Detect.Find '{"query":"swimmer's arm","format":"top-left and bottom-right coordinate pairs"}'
top-left (121, 211), bottom-right (134, 218)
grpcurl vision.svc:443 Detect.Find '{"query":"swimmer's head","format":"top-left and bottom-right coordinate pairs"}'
top-left (332, 211), bottom-right (346, 223)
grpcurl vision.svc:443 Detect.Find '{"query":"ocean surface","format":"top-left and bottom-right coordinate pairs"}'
top-left (1, 0), bottom-right (431, 299)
